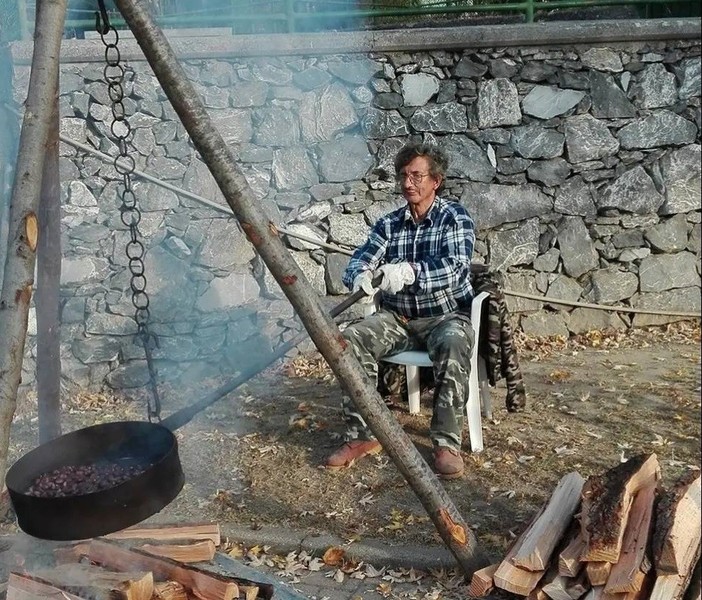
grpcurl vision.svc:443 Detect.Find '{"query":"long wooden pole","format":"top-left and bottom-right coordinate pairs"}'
top-left (112, 0), bottom-right (487, 575)
top-left (36, 85), bottom-right (62, 444)
top-left (0, 0), bottom-right (67, 486)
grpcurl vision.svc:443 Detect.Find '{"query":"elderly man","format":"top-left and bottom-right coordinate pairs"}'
top-left (326, 142), bottom-right (476, 479)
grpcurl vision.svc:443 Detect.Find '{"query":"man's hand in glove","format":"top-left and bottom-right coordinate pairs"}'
top-left (352, 271), bottom-right (378, 304)
top-left (377, 263), bottom-right (415, 294)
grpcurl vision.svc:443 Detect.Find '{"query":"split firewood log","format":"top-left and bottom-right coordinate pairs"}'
top-left (580, 453), bottom-right (660, 563)
top-left (138, 539), bottom-right (216, 563)
top-left (683, 557), bottom-right (701, 600)
top-left (493, 522), bottom-right (547, 596)
top-left (604, 482), bottom-right (657, 594)
top-left (558, 531), bottom-right (586, 578)
top-left (650, 546), bottom-right (701, 600)
top-left (467, 563), bottom-right (498, 597)
top-left (511, 472), bottom-right (585, 572)
top-left (585, 561), bottom-right (611, 586)
top-left (107, 522), bottom-right (221, 546)
top-left (652, 469), bottom-right (701, 576)
top-left (152, 581), bottom-right (188, 600)
top-left (28, 564), bottom-right (153, 600)
top-left (7, 572), bottom-right (86, 600)
top-left (89, 539), bottom-right (239, 600)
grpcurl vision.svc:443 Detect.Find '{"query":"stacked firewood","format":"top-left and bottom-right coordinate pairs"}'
top-left (6, 522), bottom-right (270, 600)
top-left (469, 454), bottom-right (701, 600)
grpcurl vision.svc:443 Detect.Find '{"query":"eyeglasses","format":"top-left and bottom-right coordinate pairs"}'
top-left (398, 171), bottom-right (432, 185)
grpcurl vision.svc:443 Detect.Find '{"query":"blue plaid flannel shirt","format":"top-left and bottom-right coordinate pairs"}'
top-left (343, 197), bottom-right (475, 318)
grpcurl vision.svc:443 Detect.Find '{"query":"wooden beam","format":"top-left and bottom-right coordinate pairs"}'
top-left (581, 454), bottom-right (660, 563)
top-left (511, 472), bottom-right (585, 572)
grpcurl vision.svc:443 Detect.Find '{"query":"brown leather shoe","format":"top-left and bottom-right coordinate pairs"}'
top-left (433, 447), bottom-right (464, 479)
top-left (325, 440), bottom-right (382, 470)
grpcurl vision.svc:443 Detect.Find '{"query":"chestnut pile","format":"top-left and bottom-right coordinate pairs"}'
top-left (26, 462), bottom-right (148, 497)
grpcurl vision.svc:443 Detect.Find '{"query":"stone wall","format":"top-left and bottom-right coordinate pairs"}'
top-left (7, 20), bottom-right (701, 393)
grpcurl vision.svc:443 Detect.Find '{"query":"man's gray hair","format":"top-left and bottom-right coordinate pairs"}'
top-left (394, 142), bottom-right (449, 180)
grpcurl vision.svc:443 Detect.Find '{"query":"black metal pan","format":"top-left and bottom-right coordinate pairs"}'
top-left (6, 421), bottom-right (183, 540)
top-left (5, 285), bottom-right (372, 541)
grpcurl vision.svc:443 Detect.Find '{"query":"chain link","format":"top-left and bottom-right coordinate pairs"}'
top-left (97, 14), bottom-right (162, 422)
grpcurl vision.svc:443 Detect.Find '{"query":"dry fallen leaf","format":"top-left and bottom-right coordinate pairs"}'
top-left (322, 546), bottom-right (346, 567)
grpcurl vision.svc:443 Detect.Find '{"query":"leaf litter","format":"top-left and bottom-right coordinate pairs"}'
top-left (4, 321), bottom-right (700, 599)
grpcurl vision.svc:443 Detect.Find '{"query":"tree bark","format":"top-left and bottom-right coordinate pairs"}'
top-left (112, 0), bottom-right (486, 575)
top-left (36, 87), bottom-right (62, 444)
top-left (0, 0), bottom-right (67, 485)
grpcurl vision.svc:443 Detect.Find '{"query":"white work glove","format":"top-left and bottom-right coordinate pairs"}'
top-left (352, 271), bottom-right (378, 304)
top-left (377, 262), bottom-right (415, 295)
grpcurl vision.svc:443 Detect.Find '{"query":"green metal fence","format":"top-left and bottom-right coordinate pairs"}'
top-left (6, 0), bottom-right (701, 40)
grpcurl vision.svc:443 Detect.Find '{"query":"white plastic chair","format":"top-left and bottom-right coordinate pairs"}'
top-left (379, 291), bottom-right (492, 453)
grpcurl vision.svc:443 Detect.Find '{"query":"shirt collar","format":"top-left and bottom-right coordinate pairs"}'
top-left (403, 196), bottom-right (441, 225)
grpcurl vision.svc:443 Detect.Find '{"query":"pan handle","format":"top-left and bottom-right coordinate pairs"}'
top-left (160, 275), bottom-right (382, 432)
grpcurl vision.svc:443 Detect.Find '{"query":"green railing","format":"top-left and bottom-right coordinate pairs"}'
top-left (3, 0), bottom-right (699, 40)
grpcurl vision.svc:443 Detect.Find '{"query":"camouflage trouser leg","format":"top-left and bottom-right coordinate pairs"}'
top-left (341, 310), bottom-right (415, 442)
top-left (341, 310), bottom-right (475, 451)
top-left (423, 315), bottom-right (475, 451)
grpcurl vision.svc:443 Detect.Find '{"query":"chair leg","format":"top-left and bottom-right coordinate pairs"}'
top-left (466, 332), bottom-right (483, 453)
top-left (406, 364), bottom-right (421, 415)
top-left (478, 356), bottom-right (492, 420)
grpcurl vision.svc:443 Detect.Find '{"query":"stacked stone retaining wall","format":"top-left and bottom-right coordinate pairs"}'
top-left (7, 19), bottom-right (701, 392)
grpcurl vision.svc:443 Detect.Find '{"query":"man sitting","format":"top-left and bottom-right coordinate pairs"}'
top-left (325, 142), bottom-right (476, 479)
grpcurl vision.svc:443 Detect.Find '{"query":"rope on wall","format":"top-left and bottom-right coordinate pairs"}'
top-left (45, 119), bottom-right (701, 321)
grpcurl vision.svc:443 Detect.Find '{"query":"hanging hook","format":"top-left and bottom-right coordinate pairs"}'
top-left (95, 0), bottom-right (111, 35)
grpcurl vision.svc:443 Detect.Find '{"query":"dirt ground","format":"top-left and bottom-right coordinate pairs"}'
top-left (3, 321), bottom-right (701, 590)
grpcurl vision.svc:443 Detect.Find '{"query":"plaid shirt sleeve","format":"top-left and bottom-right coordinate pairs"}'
top-left (342, 216), bottom-right (393, 290)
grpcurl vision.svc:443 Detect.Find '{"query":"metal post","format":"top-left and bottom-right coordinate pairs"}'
top-left (525, 0), bottom-right (534, 22)
top-left (17, 0), bottom-right (31, 39)
top-left (285, 0), bottom-right (296, 32)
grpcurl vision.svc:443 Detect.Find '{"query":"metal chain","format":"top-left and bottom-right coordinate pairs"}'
top-left (96, 6), bottom-right (162, 422)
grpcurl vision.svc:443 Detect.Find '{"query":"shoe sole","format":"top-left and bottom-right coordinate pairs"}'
top-left (436, 469), bottom-right (464, 480)
top-left (325, 445), bottom-right (383, 471)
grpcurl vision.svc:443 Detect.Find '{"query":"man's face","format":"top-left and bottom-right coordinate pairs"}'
top-left (398, 156), bottom-right (441, 209)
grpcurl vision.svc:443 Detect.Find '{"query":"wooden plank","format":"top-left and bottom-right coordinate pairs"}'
top-left (653, 470), bottom-right (701, 575)
top-left (581, 453), bottom-right (660, 563)
top-left (467, 563), bottom-right (498, 597)
top-left (604, 482), bottom-right (657, 594)
top-left (512, 472), bottom-right (585, 572)
top-left (7, 572), bottom-right (87, 600)
top-left (106, 522), bottom-right (221, 546)
top-left (89, 539), bottom-right (238, 600)
top-left (586, 562), bottom-right (612, 586)
top-left (30, 563), bottom-right (154, 600)
top-left (559, 531), bottom-right (586, 577)
top-left (138, 539), bottom-right (216, 563)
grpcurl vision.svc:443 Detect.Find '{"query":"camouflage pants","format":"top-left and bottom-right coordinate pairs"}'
top-left (341, 309), bottom-right (475, 451)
